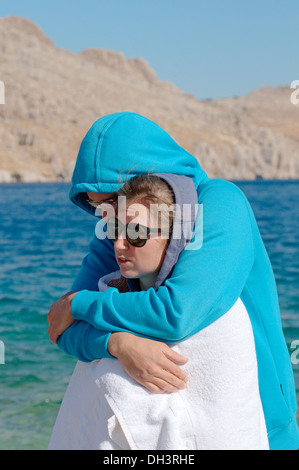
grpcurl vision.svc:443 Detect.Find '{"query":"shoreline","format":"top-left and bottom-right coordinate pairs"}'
top-left (1, 179), bottom-right (299, 186)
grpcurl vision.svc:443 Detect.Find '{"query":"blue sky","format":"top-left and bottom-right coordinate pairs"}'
top-left (1, 0), bottom-right (298, 99)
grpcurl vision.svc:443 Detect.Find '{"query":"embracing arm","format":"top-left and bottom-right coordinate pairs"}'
top-left (56, 317), bottom-right (189, 393)
top-left (57, 320), bottom-right (113, 361)
top-left (70, 182), bottom-right (255, 341)
top-left (54, 230), bottom-right (189, 392)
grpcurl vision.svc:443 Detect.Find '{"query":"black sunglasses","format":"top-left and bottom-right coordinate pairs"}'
top-left (106, 218), bottom-right (163, 248)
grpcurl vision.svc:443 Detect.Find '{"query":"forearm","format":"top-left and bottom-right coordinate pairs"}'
top-left (71, 286), bottom-right (191, 342)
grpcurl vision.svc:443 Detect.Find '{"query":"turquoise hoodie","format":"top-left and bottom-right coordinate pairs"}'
top-left (58, 112), bottom-right (299, 450)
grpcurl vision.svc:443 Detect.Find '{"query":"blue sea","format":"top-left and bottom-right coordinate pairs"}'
top-left (0, 180), bottom-right (298, 450)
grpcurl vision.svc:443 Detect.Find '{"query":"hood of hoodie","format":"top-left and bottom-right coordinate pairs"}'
top-left (69, 112), bottom-right (208, 216)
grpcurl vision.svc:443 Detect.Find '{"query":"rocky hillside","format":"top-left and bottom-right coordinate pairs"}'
top-left (0, 15), bottom-right (298, 183)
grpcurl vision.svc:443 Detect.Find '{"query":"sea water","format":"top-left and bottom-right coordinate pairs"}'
top-left (0, 181), bottom-right (298, 450)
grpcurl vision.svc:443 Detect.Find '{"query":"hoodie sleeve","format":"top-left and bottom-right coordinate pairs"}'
top-left (57, 320), bottom-right (115, 361)
top-left (70, 182), bottom-right (256, 346)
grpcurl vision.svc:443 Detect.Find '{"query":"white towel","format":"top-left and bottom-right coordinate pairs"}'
top-left (88, 298), bottom-right (269, 450)
top-left (48, 272), bottom-right (269, 450)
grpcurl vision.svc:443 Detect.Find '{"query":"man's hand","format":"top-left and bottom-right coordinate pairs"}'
top-left (47, 292), bottom-right (78, 344)
top-left (108, 332), bottom-right (189, 394)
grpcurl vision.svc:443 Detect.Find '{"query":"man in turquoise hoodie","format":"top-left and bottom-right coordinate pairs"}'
top-left (47, 112), bottom-right (299, 450)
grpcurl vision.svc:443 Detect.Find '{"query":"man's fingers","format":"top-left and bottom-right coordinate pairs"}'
top-left (144, 376), bottom-right (184, 394)
top-left (164, 360), bottom-right (189, 383)
top-left (163, 347), bottom-right (189, 365)
top-left (143, 382), bottom-right (165, 394)
top-left (47, 327), bottom-right (57, 344)
top-left (46, 291), bottom-right (77, 344)
top-left (140, 358), bottom-right (188, 392)
top-left (161, 352), bottom-right (189, 384)
top-left (50, 334), bottom-right (57, 345)
top-left (156, 366), bottom-right (188, 390)
top-left (47, 314), bottom-right (58, 343)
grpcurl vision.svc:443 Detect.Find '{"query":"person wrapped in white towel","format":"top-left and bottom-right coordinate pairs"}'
top-left (48, 173), bottom-right (269, 450)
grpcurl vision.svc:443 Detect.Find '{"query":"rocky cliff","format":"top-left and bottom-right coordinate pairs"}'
top-left (0, 15), bottom-right (298, 183)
